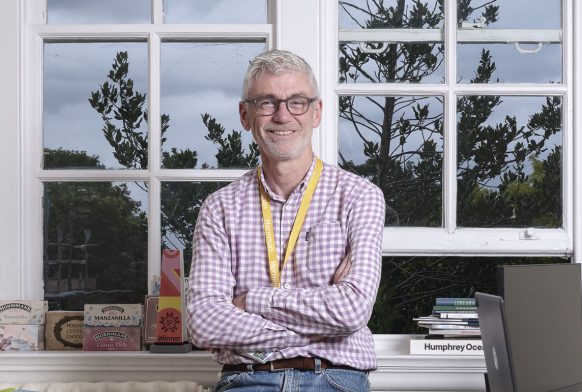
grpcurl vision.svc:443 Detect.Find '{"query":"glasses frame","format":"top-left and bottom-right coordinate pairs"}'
top-left (242, 96), bottom-right (318, 116)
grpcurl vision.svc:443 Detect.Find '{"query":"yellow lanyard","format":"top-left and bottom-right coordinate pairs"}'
top-left (258, 157), bottom-right (323, 288)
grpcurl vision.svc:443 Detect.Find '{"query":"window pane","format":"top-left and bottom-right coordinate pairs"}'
top-left (338, 0), bottom-right (445, 84)
top-left (163, 0), bottom-right (267, 24)
top-left (47, 0), bottom-right (150, 24)
top-left (160, 42), bottom-right (265, 169)
top-left (43, 181), bottom-right (148, 311)
top-left (457, 44), bottom-right (562, 84)
top-left (339, 42), bottom-right (445, 84)
top-left (457, 0), bottom-right (560, 29)
top-left (372, 256), bottom-right (568, 333)
top-left (339, 0), bottom-right (444, 29)
top-left (457, 96), bottom-right (563, 228)
top-left (161, 181), bottom-right (230, 274)
top-left (339, 95), bottom-right (443, 227)
top-left (44, 43), bottom-right (148, 170)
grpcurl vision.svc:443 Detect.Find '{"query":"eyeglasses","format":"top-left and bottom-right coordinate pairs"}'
top-left (242, 96), bottom-right (318, 116)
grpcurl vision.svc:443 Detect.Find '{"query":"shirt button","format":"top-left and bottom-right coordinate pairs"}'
top-left (283, 282), bottom-right (291, 289)
top-left (284, 205), bottom-right (292, 211)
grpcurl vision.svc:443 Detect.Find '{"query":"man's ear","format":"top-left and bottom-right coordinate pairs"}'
top-left (312, 98), bottom-right (323, 128)
top-left (239, 101), bottom-right (251, 130)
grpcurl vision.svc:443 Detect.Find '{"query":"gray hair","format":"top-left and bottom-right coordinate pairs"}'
top-left (241, 49), bottom-right (319, 98)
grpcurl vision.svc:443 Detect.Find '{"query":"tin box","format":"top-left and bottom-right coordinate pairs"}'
top-left (45, 311), bottom-right (84, 350)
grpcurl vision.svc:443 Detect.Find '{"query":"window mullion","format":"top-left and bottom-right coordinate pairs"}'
top-left (148, 32), bottom-right (162, 285)
top-left (444, 0), bottom-right (458, 233)
top-left (570, 0), bottom-right (581, 263)
top-left (152, 0), bottom-right (163, 25)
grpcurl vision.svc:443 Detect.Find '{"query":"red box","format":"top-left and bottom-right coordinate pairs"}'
top-left (83, 326), bottom-right (141, 351)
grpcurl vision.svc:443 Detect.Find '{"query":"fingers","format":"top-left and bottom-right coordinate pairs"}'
top-left (333, 250), bottom-right (353, 284)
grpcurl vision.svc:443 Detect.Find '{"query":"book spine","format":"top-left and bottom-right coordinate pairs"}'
top-left (428, 328), bottom-right (481, 335)
top-left (410, 339), bottom-right (483, 355)
top-left (435, 298), bottom-right (476, 306)
top-left (438, 312), bottom-right (479, 319)
top-left (421, 323), bottom-right (479, 330)
top-left (432, 305), bottom-right (478, 312)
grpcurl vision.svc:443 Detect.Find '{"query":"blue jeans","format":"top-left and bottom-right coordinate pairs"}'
top-left (213, 364), bottom-right (370, 392)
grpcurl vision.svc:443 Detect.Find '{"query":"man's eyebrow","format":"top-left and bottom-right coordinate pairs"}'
top-left (258, 93), bottom-right (308, 99)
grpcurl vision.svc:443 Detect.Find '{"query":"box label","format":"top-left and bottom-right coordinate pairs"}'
top-left (0, 324), bottom-right (45, 351)
top-left (84, 304), bottom-right (143, 327)
top-left (83, 326), bottom-right (141, 351)
top-left (46, 311), bottom-right (84, 350)
top-left (0, 300), bottom-right (48, 325)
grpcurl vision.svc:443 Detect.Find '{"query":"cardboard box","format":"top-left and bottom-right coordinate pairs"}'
top-left (143, 296), bottom-right (159, 345)
top-left (45, 311), bottom-right (84, 350)
top-left (156, 250), bottom-right (187, 343)
top-left (0, 300), bottom-right (48, 325)
top-left (0, 324), bottom-right (45, 351)
top-left (84, 304), bottom-right (143, 327)
top-left (83, 326), bottom-right (141, 351)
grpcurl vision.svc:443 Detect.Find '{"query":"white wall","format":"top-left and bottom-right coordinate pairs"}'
top-left (0, 1), bottom-right (21, 298)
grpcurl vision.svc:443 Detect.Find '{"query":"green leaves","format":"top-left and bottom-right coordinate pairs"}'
top-left (88, 51), bottom-right (148, 169)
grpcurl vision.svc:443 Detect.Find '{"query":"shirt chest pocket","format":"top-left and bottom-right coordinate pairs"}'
top-left (304, 222), bottom-right (347, 280)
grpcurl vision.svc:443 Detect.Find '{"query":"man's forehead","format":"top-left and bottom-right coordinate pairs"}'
top-left (248, 72), bottom-right (314, 96)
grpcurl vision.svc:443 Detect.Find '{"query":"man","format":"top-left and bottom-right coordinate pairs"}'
top-left (187, 49), bottom-right (384, 391)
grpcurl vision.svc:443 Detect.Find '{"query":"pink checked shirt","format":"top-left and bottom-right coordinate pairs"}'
top-left (187, 158), bottom-right (385, 370)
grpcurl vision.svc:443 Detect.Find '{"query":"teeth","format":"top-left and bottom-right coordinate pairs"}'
top-left (271, 130), bottom-right (293, 135)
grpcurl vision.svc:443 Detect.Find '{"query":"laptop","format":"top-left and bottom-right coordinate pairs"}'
top-left (475, 292), bottom-right (516, 392)
top-left (477, 263), bottom-right (582, 392)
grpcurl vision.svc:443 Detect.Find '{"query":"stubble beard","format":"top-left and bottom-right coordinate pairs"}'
top-left (254, 126), bottom-right (312, 161)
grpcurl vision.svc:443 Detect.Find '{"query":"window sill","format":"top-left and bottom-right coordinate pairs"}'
top-left (0, 335), bottom-right (486, 391)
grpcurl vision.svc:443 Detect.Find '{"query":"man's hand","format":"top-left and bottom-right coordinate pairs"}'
top-left (233, 293), bottom-right (247, 311)
top-left (333, 250), bottom-right (352, 284)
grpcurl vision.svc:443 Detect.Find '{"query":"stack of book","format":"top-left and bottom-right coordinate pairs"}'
top-left (410, 297), bottom-right (483, 355)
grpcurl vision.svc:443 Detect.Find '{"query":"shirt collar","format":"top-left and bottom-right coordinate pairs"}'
top-left (258, 155), bottom-right (318, 201)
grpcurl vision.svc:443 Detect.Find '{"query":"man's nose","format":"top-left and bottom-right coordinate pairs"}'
top-left (272, 101), bottom-right (293, 122)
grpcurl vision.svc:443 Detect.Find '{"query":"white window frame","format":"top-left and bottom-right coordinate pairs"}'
top-left (21, 0), bottom-right (276, 299)
top-left (322, 0), bottom-right (576, 258)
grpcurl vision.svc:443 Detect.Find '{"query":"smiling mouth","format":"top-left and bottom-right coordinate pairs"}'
top-left (268, 130), bottom-right (295, 136)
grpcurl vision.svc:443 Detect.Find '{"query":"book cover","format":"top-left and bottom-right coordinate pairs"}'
top-left (410, 338), bottom-right (483, 355)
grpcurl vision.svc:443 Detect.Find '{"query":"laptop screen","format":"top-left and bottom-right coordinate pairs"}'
top-left (498, 264), bottom-right (582, 392)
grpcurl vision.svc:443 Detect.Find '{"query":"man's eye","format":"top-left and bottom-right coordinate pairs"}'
top-left (258, 99), bottom-right (276, 108)
top-left (289, 98), bottom-right (306, 107)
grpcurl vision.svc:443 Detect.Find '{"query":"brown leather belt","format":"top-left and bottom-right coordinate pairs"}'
top-left (222, 357), bottom-right (357, 372)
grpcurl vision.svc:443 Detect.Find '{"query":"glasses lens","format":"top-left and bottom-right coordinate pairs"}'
top-left (252, 97), bottom-right (312, 115)
top-left (287, 97), bottom-right (309, 115)
top-left (256, 98), bottom-right (277, 115)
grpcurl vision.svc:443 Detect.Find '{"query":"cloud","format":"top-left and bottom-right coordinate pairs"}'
top-left (161, 42), bottom-right (266, 97)
top-left (48, 0), bottom-right (150, 24)
top-left (44, 42), bottom-right (148, 114)
top-left (161, 89), bottom-right (253, 167)
top-left (44, 101), bottom-right (123, 169)
top-left (163, 0), bottom-right (267, 24)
